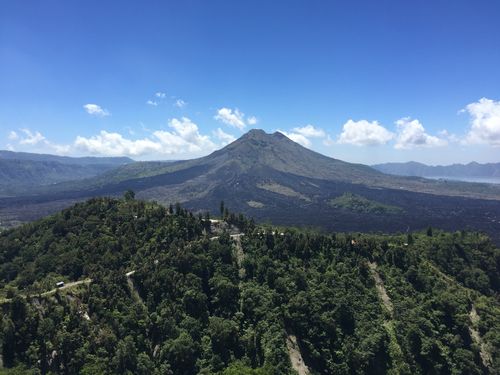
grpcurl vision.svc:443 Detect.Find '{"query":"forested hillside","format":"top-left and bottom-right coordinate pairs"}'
top-left (0, 151), bottom-right (132, 197)
top-left (0, 197), bottom-right (499, 374)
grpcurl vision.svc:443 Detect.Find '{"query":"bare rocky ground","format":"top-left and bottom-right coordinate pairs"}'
top-left (286, 334), bottom-right (310, 375)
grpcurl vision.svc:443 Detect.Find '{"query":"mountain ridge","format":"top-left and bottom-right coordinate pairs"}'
top-left (0, 151), bottom-right (133, 196)
top-left (373, 161), bottom-right (500, 179)
top-left (0, 150), bottom-right (133, 165)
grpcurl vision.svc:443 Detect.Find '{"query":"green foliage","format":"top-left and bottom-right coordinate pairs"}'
top-left (0, 198), bottom-right (498, 374)
top-left (124, 189), bottom-right (135, 201)
top-left (329, 192), bottom-right (403, 214)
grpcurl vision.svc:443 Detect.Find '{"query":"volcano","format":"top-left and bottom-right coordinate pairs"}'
top-left (1, 129), bottom-right (499, 241)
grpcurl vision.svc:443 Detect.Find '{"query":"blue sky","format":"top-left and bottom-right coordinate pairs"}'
top-left (1, 0), bottom-right (500, 164)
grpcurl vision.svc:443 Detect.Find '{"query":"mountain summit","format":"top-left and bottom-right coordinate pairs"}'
top-left (187, 129), bottom-right (380, 183)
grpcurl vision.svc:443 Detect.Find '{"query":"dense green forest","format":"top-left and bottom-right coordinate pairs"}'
top-left (0, 196), bottom-right (499, 374)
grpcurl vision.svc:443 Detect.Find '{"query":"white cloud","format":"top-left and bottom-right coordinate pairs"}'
top-left (278, 130), bottom-right (311, 148)
top-left (175, 99), bottom-right (187, 108)
top-left (338, 119), bottom-right (394, 146)
top-left (74, 117), bottom-right (216, 157)
top-left (215, 107), bottom-right (246, 130)
top-left (438, 129), bottom-right (459, 143)
top-left (75, 131), bottom-right (162, 156)
top-left (323, 134), bottom-right (335, 146)
top-left (394, 117), bottom-right (447, 149)
top-left (247, 116), bottom-right (258, 125)
top-left (8, 131), bottom-right (18, 141)
top-left (147, 100), bottom-right (158, 106)
top-left (19, 129), bottom-right (46, 145)
top-left (83, 104), bottom-right (110, 117)
top-left (157, 117), bottom-right (216, 153)
top-left (213, 128), bottom-right (236, 145)
top-left (155, 92), bottom-right (166, 99)
top-left (50, 143), bottom-right (72, 154)
top-left (7, 128), bottom-right (71, 155)
top-left (214, 107), bottom-right (258, 130)
top-left (462, 97), bottom-right (500, 146)
top-left (292, 124), bottom-right (325, 138)
top-left (277, 124), bottom-right (328, 148)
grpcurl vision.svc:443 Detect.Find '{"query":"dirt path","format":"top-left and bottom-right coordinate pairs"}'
top-left (368, 262), bottom-right (393, 315)
top-left (286, 334), bottom-right (310, 375)
top-left (0, 279), bottom-right (92, 304)
top-left (40, 279), bottom-right (92, 297)
top-left (368, 261), bottom-right (406, 371)
top-left (209, 233), bottom-right (244, 241)
top-left (231, 234), bottom-right (246, 279)
top-left (469, 304), bottom-right (492, 369)
top-left (426, 262), bottom-right (493, 369)
top-left (125, 270), bottom-right (145, 305)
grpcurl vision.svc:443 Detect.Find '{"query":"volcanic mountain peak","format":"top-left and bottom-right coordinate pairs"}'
top-left (189, 129), bottom-right (381, 182)
top-left (223, 129), bottom-right (292, 151)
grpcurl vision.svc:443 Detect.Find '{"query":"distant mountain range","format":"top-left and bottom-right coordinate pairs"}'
top-left (373, 161), bottom-right (500, 179)
top-left (0, 151), bottom-right (132, 196)
top-left (1, 130), bottom-right (499, 242)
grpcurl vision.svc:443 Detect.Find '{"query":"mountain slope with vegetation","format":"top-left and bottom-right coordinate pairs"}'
top-left (0, 197), bottom-right (499, 374)
top-left (0, 150), bottom-right (132, 166)
top-left (0, 151), bottom-right (133, 197)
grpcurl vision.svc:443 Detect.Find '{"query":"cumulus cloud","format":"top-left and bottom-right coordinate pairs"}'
top-left (215, 108), bottom-right (246, 130)
top-left (277, 124), bottom-right (327, 148)
top-left (338, 119), bottom-right (394, 146)
top-left (8, 120), bottom-right (221, 158)
top-left (8, 131), bottom-right (18, 141)
top-left (147, 100), bottom-right (158, 106)
top-left (394, 117), bottom-right (447, 149)
top-left (83, 104), bottom-right (110, 117)
top-left (7, 129), bottom-right (70, 154)
top-left (155, 92), bottom-right (166, 99)
top-left (156, 117), bottom-right (216, 153)
top-left (278, 130), bottom-right (312, 148)
top-left (19, 129), bottom-right (46, 145)
top-left (50, 143), bottom-right (72, 154)
top-left (462, 97), bottom-right (500, 146)
top-left (74, 117), bottom-right (216, 157)
top-left (213, 128), bottom-right (236, 145)
top-left (214, 107), bottom-right (258, 130)
top-left (247, 116), bottom-right (258, 125)
top-left (75, 131), bottom-right (163, 156)
top-left (438, 129), bottom-right (459, 143)
top-left (292, 124), bottom-right (326, 138)
top-left (175, 99), bottom-right (187, 108)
